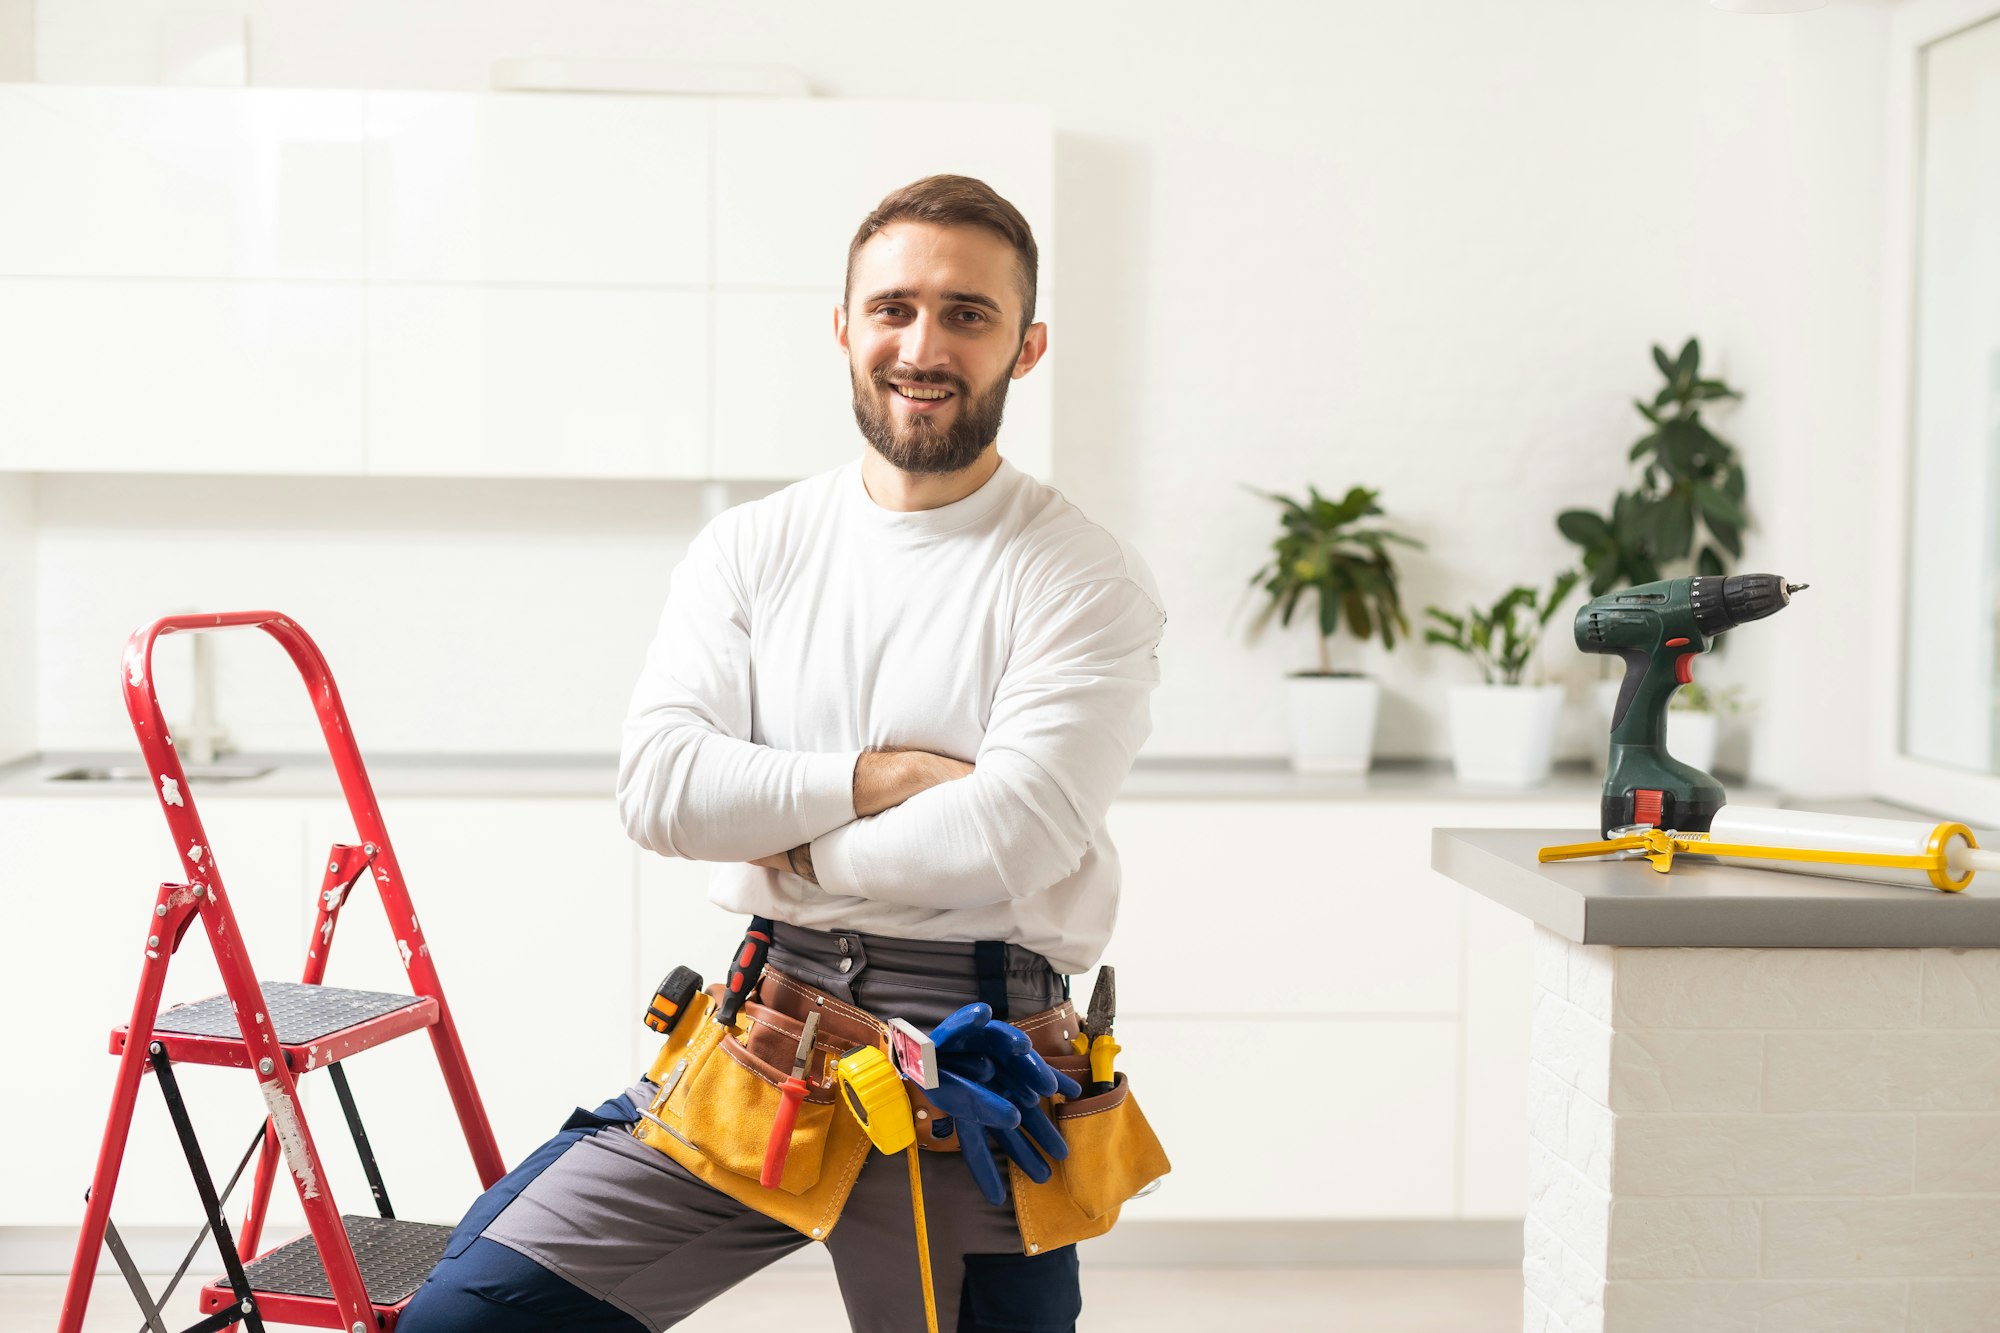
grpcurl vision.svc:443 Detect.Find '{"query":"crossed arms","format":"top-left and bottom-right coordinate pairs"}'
top-left (616, 523), bottom-right (1165, 909)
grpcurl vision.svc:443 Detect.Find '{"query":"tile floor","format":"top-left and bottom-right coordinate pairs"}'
top-left (6, 1265), bottom-right (1523, 1331)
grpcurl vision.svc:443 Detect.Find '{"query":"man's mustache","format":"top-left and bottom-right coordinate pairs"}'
top-left (872, 367), bottom-right (967, 394)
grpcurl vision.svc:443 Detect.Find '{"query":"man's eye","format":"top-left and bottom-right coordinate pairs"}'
top-left (875, 305), bottom-right (908, 319)
top-left (952, 309), bottom-right (987, 324)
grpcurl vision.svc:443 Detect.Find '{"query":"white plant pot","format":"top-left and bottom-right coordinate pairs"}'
top-left (1287, 675), bottom-right (1380, 774)
top-left (1667, 710), bottom-right (1721, 774)
top-left (1447, 684), bottom-right (1565, 789)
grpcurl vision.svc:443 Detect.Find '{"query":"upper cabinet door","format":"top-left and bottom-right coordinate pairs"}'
top-left (365, 92), bottom-right (709, 286)
top-left (712, 99), bottom-right (1053, 293)
top-left (365, 286), bottom-right (708, 479)
top-left (0, 277), bottom-right (365, 474)
top-left (0, 86), bottom-right (366, 280)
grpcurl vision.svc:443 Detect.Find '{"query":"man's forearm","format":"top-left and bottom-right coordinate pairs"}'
top-left (750, 749), bottom-right (974, 882)
top-left (618, 727), bottom-right (860, 862)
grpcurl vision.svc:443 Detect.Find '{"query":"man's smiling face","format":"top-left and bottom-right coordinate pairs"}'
top-left (837, 220), bottom-right (1047, 476)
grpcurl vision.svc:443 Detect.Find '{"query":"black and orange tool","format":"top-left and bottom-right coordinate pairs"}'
top-left (716, 914), bottom-right (775, 1029)
top-left (761, 1011), bottom-right (820, 1188)
top-left (643, 966), bottom-right (703, 1034)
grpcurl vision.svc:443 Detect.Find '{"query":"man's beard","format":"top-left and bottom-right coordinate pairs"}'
top-left (850, 362), bottom-right (1011, 476)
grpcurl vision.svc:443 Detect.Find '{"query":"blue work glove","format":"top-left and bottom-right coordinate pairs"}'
top-left (923, 1003), bottom-right (1083, 1207)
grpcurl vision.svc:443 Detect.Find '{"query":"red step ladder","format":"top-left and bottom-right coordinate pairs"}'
top-left (59, 611), bottom-right (506, 1333)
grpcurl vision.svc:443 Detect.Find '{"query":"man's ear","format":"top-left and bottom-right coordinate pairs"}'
top-left (1011, 322), bottom-right (1049, 380)
top-left (834, 303), bottom-right (850, 354)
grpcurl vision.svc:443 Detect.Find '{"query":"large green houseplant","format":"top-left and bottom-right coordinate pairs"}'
top-left (1246, 484), bottom-right (1423, 772)
top-left (1560, 339), bottom-right (1756, 768)
top-left (1557, 338), bottom-right (1750, 594)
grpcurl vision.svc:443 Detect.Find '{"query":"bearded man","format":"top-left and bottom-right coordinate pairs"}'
top-left (402, 175), bottom-right (1166, 1333)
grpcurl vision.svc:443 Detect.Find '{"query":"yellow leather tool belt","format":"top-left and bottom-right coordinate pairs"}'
top-left (630, 966), bottom-right (1171, 1254)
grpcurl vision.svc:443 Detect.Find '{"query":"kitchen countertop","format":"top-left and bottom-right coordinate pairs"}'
top-left (0, 751), bottom-right (1720, 803)
top-left (1432, 824), bottom-right (2000, 948)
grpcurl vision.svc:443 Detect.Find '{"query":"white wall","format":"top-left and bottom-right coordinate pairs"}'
top-left (30, 474), bottom-right (782, 754)
top-left (1687, 2), bottom-right (1890, 797)
top-left (21, 0), bottom-right (1894, 776)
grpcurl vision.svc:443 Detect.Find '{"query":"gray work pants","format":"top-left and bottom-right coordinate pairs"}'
top-left (410, 923), bottom-right (1080, 1332)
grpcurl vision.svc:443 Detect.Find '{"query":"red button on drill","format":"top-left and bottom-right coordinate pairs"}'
top-left (1675, 652), bottom-right (1694, 685)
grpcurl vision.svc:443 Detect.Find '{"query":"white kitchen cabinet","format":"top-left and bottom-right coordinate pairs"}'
top-left (296, 798), bottom-right (637, 1224)
top-left (0, 86), bottom-right (366, 281)
top-left (711, 291), bottom-right (849, 480)
top-left (712, 99), bottom-right (1053, 293)
top-left (0, 88), bottom-right (1055, 484)
top-left (6, 781), bottom-right (1565, 1244)
top-left (364, 92), bottom-right (709, 287)
top-left (1114, 1016), bottom-right (1460, 1220)
top-left (0, 796), bottom-right (310, 1227)
top-left (1460, 884), bottom-right (1535, 1217)
top-left (365, 286), bottom-right (709, 479)
top-left (1107, 800), bottom-right (1468, 1016)
top-left (0, 278), bottom-right (365, 474)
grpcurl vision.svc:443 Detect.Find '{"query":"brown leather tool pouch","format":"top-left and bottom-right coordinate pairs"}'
top-left (631, 969), bottom-right (885, 1241)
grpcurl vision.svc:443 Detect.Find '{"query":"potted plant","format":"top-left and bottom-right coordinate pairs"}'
top-left (1246, 484), bottom-right (1424, 773)
top-left (1561, 338), bottom-right (1751, 767)
top-left (1667, 681), bottom-right (1746, 775)
top-left (1557, 337), bottom-right (1750, 594)
top-left (1425, 570), bottom-right (1580, 788)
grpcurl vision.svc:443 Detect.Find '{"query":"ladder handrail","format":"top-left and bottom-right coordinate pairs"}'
top-left (121, 611), bottom-right (502, 1189)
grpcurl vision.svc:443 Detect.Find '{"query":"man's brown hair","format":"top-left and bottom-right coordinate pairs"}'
top-left (844, 174), bottom-right (1039, 333)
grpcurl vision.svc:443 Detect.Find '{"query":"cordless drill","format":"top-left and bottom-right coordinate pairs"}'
top-left (1576, 573), bottom-right (1806, 837)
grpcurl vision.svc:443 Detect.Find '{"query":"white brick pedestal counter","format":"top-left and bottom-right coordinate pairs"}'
top-left (1434, 827), bottom-right (2000, 1333)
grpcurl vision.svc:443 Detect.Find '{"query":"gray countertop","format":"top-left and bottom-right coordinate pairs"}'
top-left (0, 752), bottom-right (1668, 803)
top-left (1432, 825), bottom-right (2000, 948)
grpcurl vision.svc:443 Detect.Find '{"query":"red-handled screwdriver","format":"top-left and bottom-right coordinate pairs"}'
top-left (716, 914), bottom-right (775, 1029)
top-left (761, 1010), bottom-right (820, 1189)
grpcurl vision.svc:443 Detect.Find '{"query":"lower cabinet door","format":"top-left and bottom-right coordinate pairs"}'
top-left (5, 796), bottom-right (309, 1227)
top-left (290, 797), bottom-right (636, 1229)
top-left (1110, 1016), bottom-right (1460, 1220)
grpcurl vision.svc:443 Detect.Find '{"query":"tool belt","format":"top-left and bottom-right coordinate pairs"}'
top-left (629, 965), bottom-right (1171, 1254)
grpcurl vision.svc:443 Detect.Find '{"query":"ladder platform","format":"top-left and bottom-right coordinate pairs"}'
top-left (111, 981), bottom-right (438, 1070)
top-left (197, 1214), bottom-right (453, 1329)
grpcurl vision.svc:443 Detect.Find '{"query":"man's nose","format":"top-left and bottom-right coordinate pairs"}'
top-left (897, 311), bottom-right (950, 372)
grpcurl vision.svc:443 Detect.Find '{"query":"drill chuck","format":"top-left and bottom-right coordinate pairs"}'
top-left (1690, 573), bottom-right (1806, 636)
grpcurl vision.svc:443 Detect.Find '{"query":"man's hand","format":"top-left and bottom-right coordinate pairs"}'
top-left (747, 748), bottom-right (973, 882)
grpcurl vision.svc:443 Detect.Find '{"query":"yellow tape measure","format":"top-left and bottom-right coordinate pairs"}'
top-left (834, 1045), bottom-right (916, 1153)
top-left (834, 1044), bottom-right (937, 1333)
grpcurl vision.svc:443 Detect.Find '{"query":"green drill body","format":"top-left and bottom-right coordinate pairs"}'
top-left (1575, 573), bottom-right (1803, 838)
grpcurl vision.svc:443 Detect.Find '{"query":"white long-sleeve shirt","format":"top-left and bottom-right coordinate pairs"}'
top-left (617, 456), bottom-right (1165, 975)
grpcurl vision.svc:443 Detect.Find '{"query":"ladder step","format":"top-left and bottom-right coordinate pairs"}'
top-left (112, 981), bottom-right (439, 1070)
top-left (198, 1215), bottom-right (453, 1327)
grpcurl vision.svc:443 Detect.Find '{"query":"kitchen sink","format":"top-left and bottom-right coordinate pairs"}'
top-left (47, 763), bottom-right (275, 783)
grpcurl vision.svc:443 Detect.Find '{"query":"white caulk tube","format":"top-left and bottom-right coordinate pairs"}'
top-left (1695, 805), bottom-right (2000, 891)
